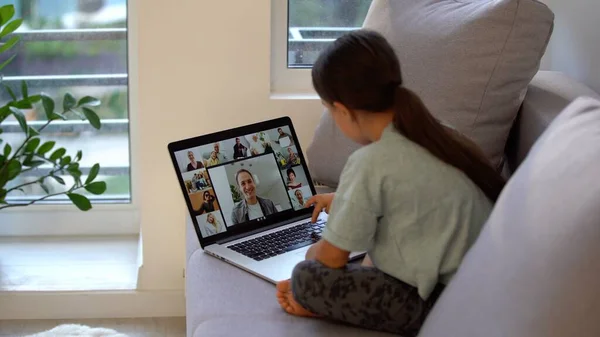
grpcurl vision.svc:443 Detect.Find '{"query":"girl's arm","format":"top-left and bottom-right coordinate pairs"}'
top-left (305, 239), bottom-right (350, 269)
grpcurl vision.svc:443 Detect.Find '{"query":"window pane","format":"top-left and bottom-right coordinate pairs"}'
top-left (1, 39), bottom-right (127, 76)
top-left (1, 0), bottom-right (130, 205)
top-left (287, 0), bottom-right (373, 67)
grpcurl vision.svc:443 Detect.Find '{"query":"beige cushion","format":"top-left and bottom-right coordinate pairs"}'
top-left (307, 0), bottom-right (554, 185)
top-left (419, 96), bottom-right (600, 337)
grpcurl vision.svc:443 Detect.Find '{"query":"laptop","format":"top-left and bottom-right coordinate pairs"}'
top-left (168, 116), bottom-right (359, 284)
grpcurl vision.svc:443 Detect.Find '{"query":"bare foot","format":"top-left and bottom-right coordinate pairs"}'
top-left (276, 280), bottom-right (319, 317)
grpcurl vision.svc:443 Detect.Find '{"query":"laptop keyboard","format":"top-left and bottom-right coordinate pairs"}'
top-left (227, 220), bottom-right (326, 261)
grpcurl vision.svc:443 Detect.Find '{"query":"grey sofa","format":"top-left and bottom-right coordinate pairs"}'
top-left (184, 71), bottom-right (599, 336)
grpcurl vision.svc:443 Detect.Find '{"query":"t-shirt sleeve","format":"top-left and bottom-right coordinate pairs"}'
top-left (321, 150), bottom-right (382, 252)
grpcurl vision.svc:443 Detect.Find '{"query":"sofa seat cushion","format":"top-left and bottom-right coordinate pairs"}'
top-left (185, 235), bottom-right (394, 337)
top-left (307, 0), bottom-right (554, 187)
top-left (418, 96), bottom-right (600, 337)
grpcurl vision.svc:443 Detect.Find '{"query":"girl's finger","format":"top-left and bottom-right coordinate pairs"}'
top-left (311, 201), bottom-right (324, 223)
top-left (304, 195), bottom-right (321, 208)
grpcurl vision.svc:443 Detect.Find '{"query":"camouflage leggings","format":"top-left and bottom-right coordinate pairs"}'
top-left (291, 260), bottom-right (444, 336)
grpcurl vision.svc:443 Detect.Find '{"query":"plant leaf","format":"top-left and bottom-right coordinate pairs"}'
top-left (82, 107), bottom-right (101, 129)
top-left (3, 143), bottom-right (11, 157)
top-left (28, 94), bottom-right (41, 103)
top-left (77, 96), bottom-right (101, 107)
top-left (68, 162), bottom-right (80, 171)
top-left (40, 182), bottom-right (50, 194)
top-left (50, 175), bottom-right (65, 185)
top-left (3, 84), bottom-right (16, 101)
top-left (75, 150), bottom-right (82, 161)
top-left (8, 106), bottom-right (28, 136)
top-left (0, 18), bottom-right (22, 38)
top-left (67, 193), bottom-right (92, 211)
top-left (37, 141), bottom-right (55, 155)
top-left (0, 54), bottom-right (16, 72)
top-left (28, 126), bottom-right (39, 137)
top-left (68, 167), bottom-right (82, 180)
top-left (84, 181), bottom-right (106, 195)
top-left (50, 112), bottom-right (67, 121)
top-left (6, 159), bottom-right (21, 181)
top-left (63, 93), bottom-right (76, 111)
top-left (71, 109), bottom-right (85, 120)
top-left (13, 99), bottom-right (32, 110)
top-left (24, 137), bottom-right (40, 153)
top-left (27, 160), bottom-right (45, 169)
top-left (86, 163), bottom-right (100, 184)
top-left (60, 155), bottom-right (72, 166)
top-left (0, 5), bottom-right (15, 27)
top-left (20, 80), bottom-right (28, 99)
top-left (0, 35), bottom-right (19, 54)
top-left (49, 148), bottom-right (66, 162)
top-left (41, 94), bottom-right (55, 119)
top-left (22, 152), bottom-right (33, 166)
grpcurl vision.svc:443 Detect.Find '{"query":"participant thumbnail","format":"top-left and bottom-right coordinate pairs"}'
top-left (288, 186), bottom-right (313, 211)
top-left (276, 146), bottom-right (301, 170)
top-left (244, 126), bottom-right (294, 158)
top-left (197, 211), bottom-right (227, 238)
top-left (282, 166), bottom-right (309, 190)
top-left (182, 169), bottom-right (211, 193)
top-left (174, 148), bottom-right (205, 173)
top-left (231, 136), bottom-right (251, 160)
top-left (196, 141), bottom-right (233, 167)
top-left (208, 154), bottom-right (292, 226)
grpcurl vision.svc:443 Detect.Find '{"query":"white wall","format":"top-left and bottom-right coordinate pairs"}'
top-left (135, 0), bottom-right (321, 300)
top-left (540, 0), bottom-right (600, 93)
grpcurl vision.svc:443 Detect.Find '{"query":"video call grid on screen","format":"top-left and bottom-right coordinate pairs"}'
top-left (172, 124), bottom-right (314, 240)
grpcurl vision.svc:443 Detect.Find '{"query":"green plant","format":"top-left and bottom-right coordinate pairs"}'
top-left (230, 184), bottom-right (242, 203)
top-left (0, 4), bottom-right (106, 211)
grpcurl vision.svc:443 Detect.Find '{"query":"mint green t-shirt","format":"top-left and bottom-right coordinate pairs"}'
top-left (322, 124), bottom-right (493, 300)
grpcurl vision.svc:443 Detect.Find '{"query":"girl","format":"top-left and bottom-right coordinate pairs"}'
top-left (275, 30), bottom-right (505, 336)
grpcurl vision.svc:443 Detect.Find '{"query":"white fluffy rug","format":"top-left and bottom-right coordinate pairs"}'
top-left (26, 324), bottom-right (129, 337)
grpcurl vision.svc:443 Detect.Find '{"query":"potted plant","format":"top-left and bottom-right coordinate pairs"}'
top-left (0, 4), bottom-right (106, 211)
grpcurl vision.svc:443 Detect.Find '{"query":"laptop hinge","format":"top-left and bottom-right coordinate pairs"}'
top-left (216, 214), bottom-right (310, 245)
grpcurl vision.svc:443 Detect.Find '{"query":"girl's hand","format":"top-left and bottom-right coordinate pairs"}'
top-left (305, 193), bottom-right (335, 223)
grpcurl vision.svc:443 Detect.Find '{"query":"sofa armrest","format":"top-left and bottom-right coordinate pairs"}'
top-left (505, 71), bottom-right (599, 172)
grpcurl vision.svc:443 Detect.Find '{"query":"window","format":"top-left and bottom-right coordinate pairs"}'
top-left (271, 0), bottom-right (372, 94)
top-left (288, 0), bottom-right (372, 68)
top-left (1, 0), bottom-right (130, 205)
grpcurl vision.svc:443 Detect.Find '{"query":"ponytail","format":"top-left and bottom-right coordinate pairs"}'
top-left (309, 29), bottom-right (506, 201)
top-left (392, 86), bottom-right (505, 201)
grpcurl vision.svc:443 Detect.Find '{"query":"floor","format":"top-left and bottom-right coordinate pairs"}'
top-left (0, 235), bottom-right (138, 291)
top-left (0, 317), bottom-right (186, 337)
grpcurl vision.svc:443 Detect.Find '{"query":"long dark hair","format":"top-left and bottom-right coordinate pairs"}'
top-left (312, 29), bottom-right (505, 201)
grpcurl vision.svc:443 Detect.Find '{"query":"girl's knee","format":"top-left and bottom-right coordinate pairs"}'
top-left (291, 260), bottom-right (321, 283)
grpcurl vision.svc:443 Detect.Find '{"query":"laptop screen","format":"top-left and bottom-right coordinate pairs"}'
top-left (168, 117), bottom-right (317, 248)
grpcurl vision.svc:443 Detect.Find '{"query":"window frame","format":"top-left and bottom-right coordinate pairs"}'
top-left (0, 0), bottom-right (139, 237)
top-left (270, 0), bottom-right (315, 96)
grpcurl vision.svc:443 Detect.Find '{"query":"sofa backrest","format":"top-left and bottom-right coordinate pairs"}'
top-left (307, 0), bottom-right (554, 187)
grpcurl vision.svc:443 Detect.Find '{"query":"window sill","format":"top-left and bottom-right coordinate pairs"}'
top-left (269, 92), bottom-right (320, 100)
top-left (0, 235), bottom-right (139, 291)
top-left (0, 204), bottom-right (139, 237)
